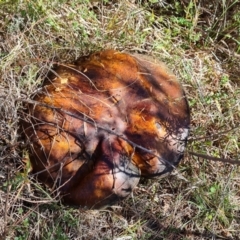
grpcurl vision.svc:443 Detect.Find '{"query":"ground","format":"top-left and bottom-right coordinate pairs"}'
top-left (0, 0), bottom-right (239, 239)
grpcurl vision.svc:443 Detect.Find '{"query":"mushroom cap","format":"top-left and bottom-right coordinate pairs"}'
top-left (23, 50), bottom-right (190, 208)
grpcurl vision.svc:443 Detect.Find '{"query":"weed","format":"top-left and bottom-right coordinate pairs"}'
top-left (0, 0), bottom-right (239, 239)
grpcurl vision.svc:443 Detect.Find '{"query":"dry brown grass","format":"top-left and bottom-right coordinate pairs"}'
top-left (0, 0), bottom-right (239, 239)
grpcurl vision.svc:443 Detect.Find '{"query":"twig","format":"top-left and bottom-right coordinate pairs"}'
top-left (188, 151), bottom-right (240, 165)
top-left (18, 98), bottom-right (175, 170)
top-left (188, 124), bottom-right (239, 142)
top-left (4, 167), bottom-right (10, 236)
top-left (18, 98), bottom-right (240, 168)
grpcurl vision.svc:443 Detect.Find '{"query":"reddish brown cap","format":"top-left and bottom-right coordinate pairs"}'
top-left (23, 50), bottom-right (190, 208)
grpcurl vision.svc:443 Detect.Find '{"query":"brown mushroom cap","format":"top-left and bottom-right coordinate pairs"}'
top-left (22, 50), bottom-right (190, 208)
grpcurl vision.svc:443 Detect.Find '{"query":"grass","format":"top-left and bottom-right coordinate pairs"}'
top-left (0, 0), bottom-right (239, 239)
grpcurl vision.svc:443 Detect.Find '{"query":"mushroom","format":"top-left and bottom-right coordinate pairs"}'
top-left (22, 50), bottom-right (190, 208)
